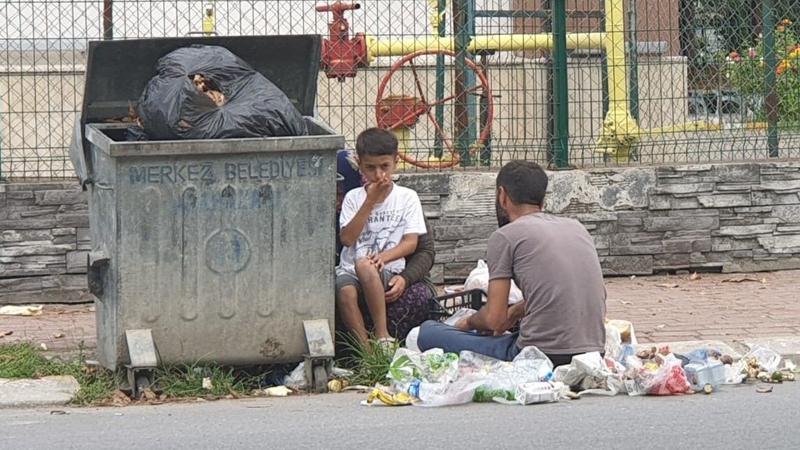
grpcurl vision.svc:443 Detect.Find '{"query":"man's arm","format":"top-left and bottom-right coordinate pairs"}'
top-left (460, 278), bottom-right (511, 332)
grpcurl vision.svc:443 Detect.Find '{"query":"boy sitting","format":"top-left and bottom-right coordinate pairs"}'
top-left (336, 128), bottom-right (427, 346)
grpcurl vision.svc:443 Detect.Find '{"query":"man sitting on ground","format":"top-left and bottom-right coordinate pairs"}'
top-left (417, 160), bottom-right (607, 367)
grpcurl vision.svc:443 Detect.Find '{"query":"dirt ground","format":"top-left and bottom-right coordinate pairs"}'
top-left (1, 270), bottom-right (798, 357)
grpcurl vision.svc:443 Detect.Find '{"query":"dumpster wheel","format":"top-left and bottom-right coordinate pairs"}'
top-left (313, 364), bottom-right (329, 394)
top-left (134, 372), bottom-right (153, 399)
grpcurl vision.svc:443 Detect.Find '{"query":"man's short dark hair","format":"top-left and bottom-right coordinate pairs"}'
top-left (496, 160), bottom-right (548, 207)
top-left (355, 128), bottom-right (398, 158)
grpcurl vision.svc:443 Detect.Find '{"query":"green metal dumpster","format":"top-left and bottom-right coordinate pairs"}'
top-left (71, 36), bottom-right (343, 378)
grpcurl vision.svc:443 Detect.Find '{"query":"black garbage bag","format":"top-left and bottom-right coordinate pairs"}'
top-left (137, 45), bottom-right (307, 140)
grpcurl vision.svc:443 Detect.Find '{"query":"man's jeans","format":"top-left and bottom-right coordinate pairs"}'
top-left (417, 320), bottom-right (579, 367)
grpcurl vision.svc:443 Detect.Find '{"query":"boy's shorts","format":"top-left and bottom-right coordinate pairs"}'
top-left (336, 270), bottom-right (396, 294)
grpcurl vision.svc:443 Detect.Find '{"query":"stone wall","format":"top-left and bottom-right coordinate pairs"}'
top-left (2, 160), bottom-right (800, 303)
top-left (398, 161), bottom-right (800, 283)
top-left (0, 181), bottom-right (91, 304)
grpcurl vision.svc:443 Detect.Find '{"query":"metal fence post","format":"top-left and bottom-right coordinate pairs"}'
top-left (103, 0), bottom-right (114, 40)
top-left (552, 0), bottom-right (569, 168)
top-left (762, 0), bottom-right (780, 158)
top-left (627, 0), bottom-right (640, 122)
top-left (434, 0), bottom-right (447, 159)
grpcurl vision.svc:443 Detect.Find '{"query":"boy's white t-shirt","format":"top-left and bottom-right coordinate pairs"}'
top-left (337, 184), bottom-right (427, 276)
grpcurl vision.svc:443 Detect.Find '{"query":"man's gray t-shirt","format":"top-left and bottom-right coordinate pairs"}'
top-left (487, 213), bottom-right (606, 354)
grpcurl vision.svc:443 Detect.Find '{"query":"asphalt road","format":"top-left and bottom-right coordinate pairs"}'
top-left (2, 384), bottom-right (798, 450)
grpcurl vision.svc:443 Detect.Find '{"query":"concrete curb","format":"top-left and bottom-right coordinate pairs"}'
top-left (0, 376), bottom-right (80, 409)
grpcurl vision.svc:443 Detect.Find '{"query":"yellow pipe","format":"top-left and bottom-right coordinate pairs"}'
top-left (367, 32), bottom-right (606, 60)
top-left (596, 0), bottom-right (641, 161)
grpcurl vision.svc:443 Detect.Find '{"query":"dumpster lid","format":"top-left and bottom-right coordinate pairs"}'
top-left (81, 35), bottom-right (321, 125)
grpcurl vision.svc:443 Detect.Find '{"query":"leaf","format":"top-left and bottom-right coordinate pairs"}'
top-left (722, 277), bottom-right (759, 283)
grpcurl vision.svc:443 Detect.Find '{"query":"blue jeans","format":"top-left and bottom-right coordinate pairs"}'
top-left (417, 320), bottom-right (581, 366)
top-left (417, 320), bottom-right (521, 361)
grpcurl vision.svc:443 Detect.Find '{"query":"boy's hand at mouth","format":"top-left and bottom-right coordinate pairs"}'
top-left (365, 174), bottom-right (392, 204)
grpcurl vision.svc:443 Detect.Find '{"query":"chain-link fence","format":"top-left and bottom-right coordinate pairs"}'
top-left (1, 1), bottom-right (799, 179)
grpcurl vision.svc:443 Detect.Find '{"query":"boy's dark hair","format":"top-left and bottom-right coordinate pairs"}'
top-left (355, 128), bottom-right (398, 158)
top-left (496, 160), bottom-right (548, 207)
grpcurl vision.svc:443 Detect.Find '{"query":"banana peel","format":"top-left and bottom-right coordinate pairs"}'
top-left (365, 389), bottom-right (414, 406)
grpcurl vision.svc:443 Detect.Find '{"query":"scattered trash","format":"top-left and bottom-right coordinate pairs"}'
top-left (283, 362), bottom-right (307, 390)
top-left (684, 360), bottom-right (726, 393)
top-left (405, 326), bottom-right (421, 352)
top-left (114, 413), bottom-right (124, 416)
top-left (52, 333), bottom-right (65, 339)
top-left (443, 285), bottom-right (464, 295)
top-left (332, 367), bottom-right (354, 378)
top-left (756, 384), bottom-right (773, 394)
top-left (619, 300), bottom-right (633, 306)
top-left (656, 283), bottom-right (679, 289)
top-left (443, 308), bottom-right (478, 328)
top-left (50, 410), bottom-right (68, 415)
top-left (0, 330), bottom-right (12, 338)
top-left (363, 388), bottom-right (414, 406)
top-left (554, 352), bottom-right (624, 397)
top-left (690, 272), bottom-right (701, 281)
top-left (264, 386), bottom-right (292, 397)
top-left (202, 377), bottom-right (214, 390)
top-left (357, 310), bottom-right (791, 408)
top-left (343, 385), bottom-right (371, 393)
top-left (0, 305), bottom-right (44, 316)
top-left (39, 343), bottom-right (48, 351)
top-left (327, 379), bottom-right (349, 393)
top-left (515, 382), bottom-right (567, 405)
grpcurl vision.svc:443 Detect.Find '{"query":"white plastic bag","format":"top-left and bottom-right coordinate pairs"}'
top-left (553, 352), bottom-right (624, 396)
top-left (604, 323), bottom-right (623, 361)
top-left (388, 348), bottom-right (459, 385)
top-left (739, 346), bottom-right (782, 373)
top-left (284, 362), bottom-right (307, 390)
top-left (405, 326), bottom-right (421, 352)
top-left (463, 260), bottom-right (524, 305)
top-left (443, 308), bottom-right (477, 327)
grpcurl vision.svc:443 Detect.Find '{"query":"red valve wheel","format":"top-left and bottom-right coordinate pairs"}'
top-left (375, 49), bottom-right (494, 169)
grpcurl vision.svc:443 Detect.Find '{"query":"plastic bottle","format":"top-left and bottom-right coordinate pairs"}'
top-left (404, 379), bottom-right (447, 402)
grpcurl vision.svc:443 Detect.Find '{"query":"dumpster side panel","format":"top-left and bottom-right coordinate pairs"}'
top-left (88, 147), bottom-right (121, 369)
top-left (114, 149), bottom-right (336, 365)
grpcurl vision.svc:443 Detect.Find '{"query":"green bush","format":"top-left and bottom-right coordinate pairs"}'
top-left (725, 19), bottom-right (800, 125)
